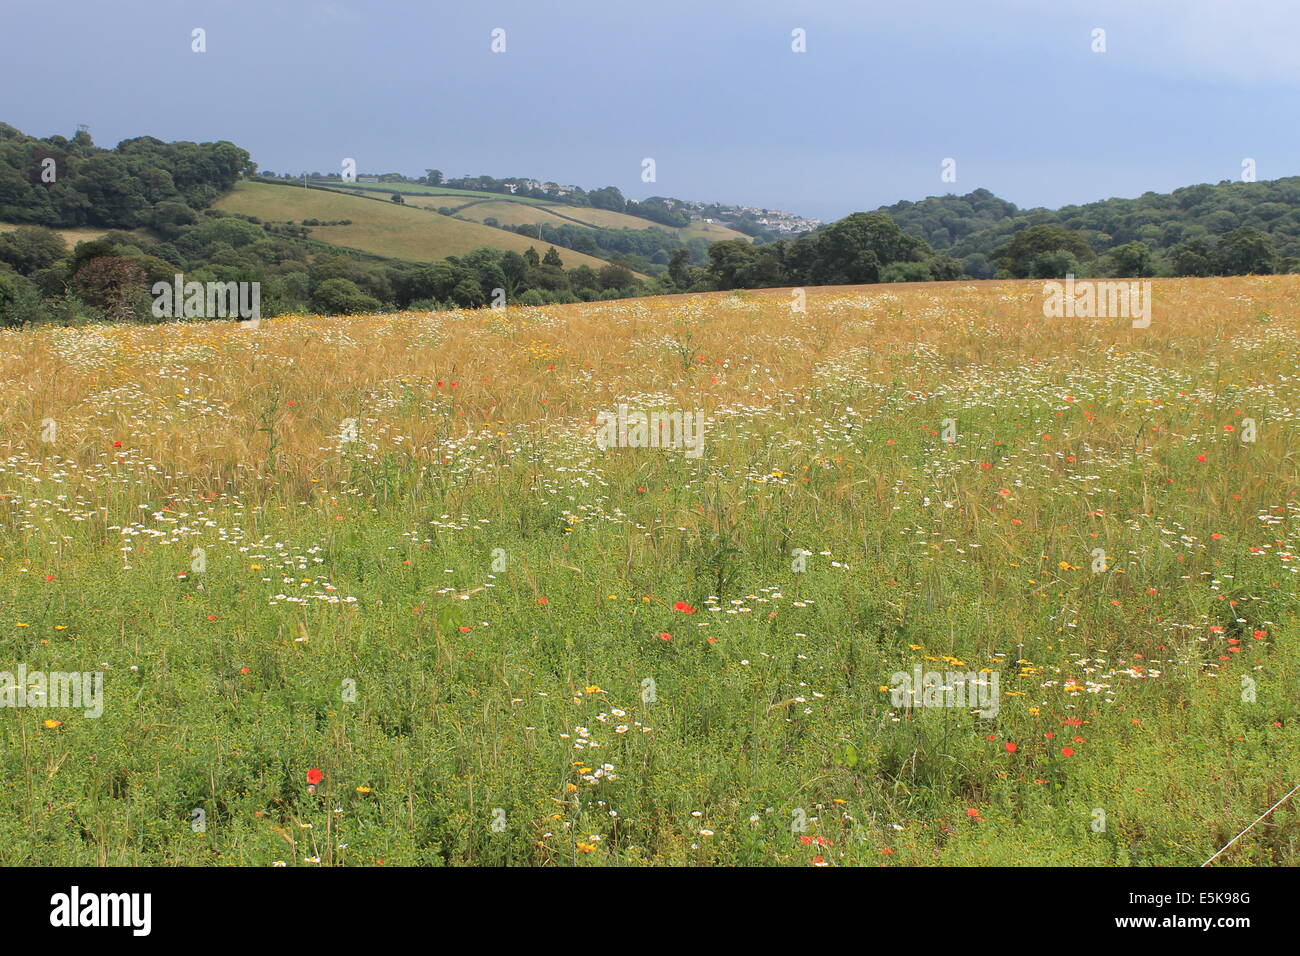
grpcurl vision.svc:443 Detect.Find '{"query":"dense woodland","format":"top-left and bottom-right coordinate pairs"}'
top-left (701, 183), bottom-right (1297, 290)
top-left (880, 183), bottom-right (1300, 279)
top-left (1, 124), bottom-right (1296, 326)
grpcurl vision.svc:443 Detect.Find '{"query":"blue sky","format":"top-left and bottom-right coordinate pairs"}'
top-left (2, 0), bottom-right (1297, 222)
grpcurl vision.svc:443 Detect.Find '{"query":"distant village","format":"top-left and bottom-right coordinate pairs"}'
top-left (679, 199), bottom-right (822, 235)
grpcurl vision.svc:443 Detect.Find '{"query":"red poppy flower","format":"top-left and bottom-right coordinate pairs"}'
top-left (673, 601), bottom-right (696, 614)
top-left (306, 768), bottom-right (323, 785)
top-left (659, 632), bottom-right (672, 641)
top-left (1060, 747), bottom-right (1075, 757)
top-left (1004, 742), bottom-right (1017, 754)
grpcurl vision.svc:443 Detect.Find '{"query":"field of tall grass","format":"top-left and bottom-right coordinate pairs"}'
top-left (1, 277), bottom-right (1296, 866)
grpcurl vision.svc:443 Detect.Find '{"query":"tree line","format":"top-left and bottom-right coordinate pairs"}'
top-left (877, 183), bottom-right (1299, 279)
top-left (3, 124), bottom-right (1298, 327)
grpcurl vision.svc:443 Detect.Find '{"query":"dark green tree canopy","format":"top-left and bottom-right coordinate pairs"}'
top-left (0, 124), bottom-right (252, 229)
top-left (993, 225), bottom-right (1095, 278)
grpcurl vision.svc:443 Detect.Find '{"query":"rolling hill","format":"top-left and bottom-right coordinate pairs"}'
top-left (874, 179), bottom-right (1300, 275)
top-left (322, 181), bottom-right (753, 243)
top-left (214, 181), bottom-right (615, 270)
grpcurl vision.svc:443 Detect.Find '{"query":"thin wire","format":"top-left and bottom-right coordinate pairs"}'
top-left (1201, 782), bottom-right (1300, 867)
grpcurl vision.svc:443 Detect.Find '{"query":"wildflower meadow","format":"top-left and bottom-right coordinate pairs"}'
top-left (1, 277), bottom-right (1296, 866)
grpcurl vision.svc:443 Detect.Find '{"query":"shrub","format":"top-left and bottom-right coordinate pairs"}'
top-left (72, 256), bottom-right (148, 321)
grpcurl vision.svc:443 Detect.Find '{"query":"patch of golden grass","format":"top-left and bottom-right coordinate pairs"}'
top-left (2, 276), bottom-right (1294, 508)
top-left (0, 222), bottom-right (123, 247)
top-left (213, 182), bottom-right (612, 269)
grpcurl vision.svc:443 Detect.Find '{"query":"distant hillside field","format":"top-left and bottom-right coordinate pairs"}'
top-left (543, 203), bottom-right (751, 242)
top-left (447, 195), bottom-right (753, 242)
top-left (314, 180), bottom-right (753, 242)
top-left (0, 222), bottom-right (116, 247)
top-left (411, 197), bottom-right (579, 229)
top-left (215, 182), bottom-right (614, 269)
top-left (678, 219), bottom-right (753, 242)
top-left (321, 181), bottom-right (557, 206)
